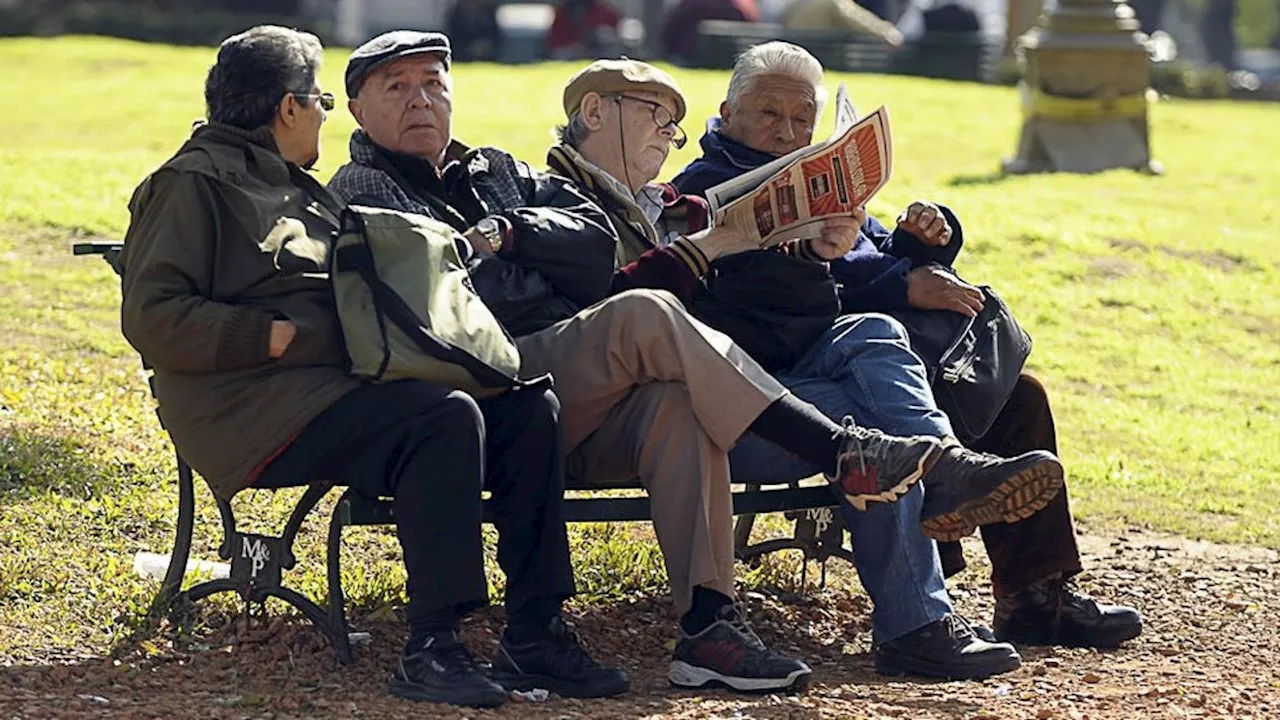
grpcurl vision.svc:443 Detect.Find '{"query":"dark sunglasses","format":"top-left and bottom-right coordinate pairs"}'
top-left (293, 91), bottom-right (336, 111)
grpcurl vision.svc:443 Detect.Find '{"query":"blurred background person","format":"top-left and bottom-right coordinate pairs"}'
top-left (1201, 0), bottom-right (1239, 68)
top-left (448, 0), bottom-right (501, 61)
top-left (781, 0), bottom-right (906, 47)
top-left (896, 0), bottom-right (999, 46)
top-left (546, 0), bottom-right (623, 60)
top-left (663, 0), bottom-right (760, 64)
top-left (1130, 0), bottom-right (1167, 34)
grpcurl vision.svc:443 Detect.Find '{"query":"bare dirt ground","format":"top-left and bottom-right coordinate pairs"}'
top-left (3, 527), bottom-right (1278, 720)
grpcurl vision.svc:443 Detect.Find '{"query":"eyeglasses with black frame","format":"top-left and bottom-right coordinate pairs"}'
top-left (609, 94), bottom-right (687, 149)
top-left (292, 91), bottom-right (336, 112)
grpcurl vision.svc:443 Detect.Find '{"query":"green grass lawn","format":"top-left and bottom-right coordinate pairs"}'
top-left (0, 36), bottom-right (1277, 661)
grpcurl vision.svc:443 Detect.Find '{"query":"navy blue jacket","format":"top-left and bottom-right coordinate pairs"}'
top-left (672, 119), bottom-right (965, 313)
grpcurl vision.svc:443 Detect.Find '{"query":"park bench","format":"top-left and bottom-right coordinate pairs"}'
top-left (693, 20), bottom-right (1003, 84)
top-left (73, 241), bottom-right (854, 664)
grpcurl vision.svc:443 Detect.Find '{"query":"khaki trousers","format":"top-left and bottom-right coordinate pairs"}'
top-left (516, 290), bottom-right (787, 612)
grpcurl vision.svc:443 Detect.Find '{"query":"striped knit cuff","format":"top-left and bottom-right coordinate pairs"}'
top-left (668, 236), bottom-right (711, 278)
top-left (216, 306), bottom-right (273, 371)
top-left (796, 239), bottom-right (826, 263)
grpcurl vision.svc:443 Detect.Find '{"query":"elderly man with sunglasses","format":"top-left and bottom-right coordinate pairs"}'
top-left (328, 32), bottom-right (1066, 694)
top-left (115, 26), bottom-right (637, 711)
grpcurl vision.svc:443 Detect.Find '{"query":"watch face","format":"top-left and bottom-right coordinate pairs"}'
top-left (478, 218), bottom-right (502, 251)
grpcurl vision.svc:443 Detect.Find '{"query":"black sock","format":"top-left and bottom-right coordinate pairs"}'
top-left (680, 586), bottom-right (735, 635)
top-left (749, 395), bottom-right (844, 476)
top-left (406, 607), bottom-right (461, 653)
top-left (505, 596), bottom-right (562, 644)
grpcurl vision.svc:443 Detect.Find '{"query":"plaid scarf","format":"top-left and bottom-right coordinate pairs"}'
top-left (331, 129), bottom-right (529, 230)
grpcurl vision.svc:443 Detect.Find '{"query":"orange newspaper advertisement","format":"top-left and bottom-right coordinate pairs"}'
top-left (706, 85), bottom-right (892, 247)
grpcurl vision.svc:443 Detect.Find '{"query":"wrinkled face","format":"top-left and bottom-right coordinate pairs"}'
top-left (610, 89), bottom-right (681, 185)
top-left (294, 83), bottom-right (328, 169)
top-left (276, 82), bottom-right (328, 170)
top-left (719, 73), bottom-right (818, 156)
top-left (350, 54), bottom-right (452, 164)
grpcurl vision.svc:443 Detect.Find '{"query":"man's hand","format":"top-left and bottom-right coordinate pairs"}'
top-left (807, 209), bottom-right (867, 260)
top-left (462, 226), bottom-right (495, 256)
top-left (268, 320), bottom-right (296, 359)
top-left (686, 224), bottom-right (759, 261)
top-left (906, 266), bottom-right (984, 317)
top-left (897, 200), bottom-right (953, 247)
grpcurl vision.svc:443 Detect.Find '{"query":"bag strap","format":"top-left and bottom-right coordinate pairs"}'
top-left (335, 214), bottom-right (515, 390)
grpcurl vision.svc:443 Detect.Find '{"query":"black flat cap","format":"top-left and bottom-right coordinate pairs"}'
top-left (345, 31), bottom-right (451, 99)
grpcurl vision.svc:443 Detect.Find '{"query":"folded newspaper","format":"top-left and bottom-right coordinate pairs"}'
top-left (706, 84), bottom-right (893, 247)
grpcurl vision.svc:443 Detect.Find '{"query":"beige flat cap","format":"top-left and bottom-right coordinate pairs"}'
top-left (562, 58), bottom-right (687, 123)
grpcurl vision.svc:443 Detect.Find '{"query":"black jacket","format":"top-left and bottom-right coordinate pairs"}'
top-left (692, 250), bottom-right (840, 372)
top-left (328, 130), bottom-right (618, 337)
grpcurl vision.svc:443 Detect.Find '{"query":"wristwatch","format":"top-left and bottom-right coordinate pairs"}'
top-left (475, 216), bottom-right (507, 255)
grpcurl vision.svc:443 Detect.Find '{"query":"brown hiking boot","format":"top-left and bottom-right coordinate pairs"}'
top-left (917, 443), bottom-right (1065, 542)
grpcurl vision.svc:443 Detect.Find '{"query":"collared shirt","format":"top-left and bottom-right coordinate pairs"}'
top-left (575, 154), bottom-right (682, 247)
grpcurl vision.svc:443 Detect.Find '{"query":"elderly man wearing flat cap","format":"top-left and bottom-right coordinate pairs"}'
top-left (329, 32), bottom-right (1063, 695)
top-left (547, 58), bottom-right (1083, 683)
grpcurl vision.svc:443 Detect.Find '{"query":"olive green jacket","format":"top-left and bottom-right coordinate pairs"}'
top-left (119, 123), bottom-right (361, 498)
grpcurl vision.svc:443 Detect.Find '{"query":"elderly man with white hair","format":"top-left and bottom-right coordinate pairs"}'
top-left (542, 57), bottom-right (1094, 681)
top-left (674, 41), bottom-right (1143, 655)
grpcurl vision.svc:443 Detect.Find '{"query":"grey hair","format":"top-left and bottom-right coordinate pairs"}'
top-left (205, 25), bottom-right (324, 130)
top-left (726, 41), bottom-right (829, 118)
top-left (554, 110), bottom-right (592, 149)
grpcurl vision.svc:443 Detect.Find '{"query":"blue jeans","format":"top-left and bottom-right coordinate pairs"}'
top-left (730, 314), bottom-right (954, 642)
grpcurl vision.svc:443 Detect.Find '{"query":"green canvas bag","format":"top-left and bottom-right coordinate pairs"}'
top-left (331, 205), bottom-right (522, 397)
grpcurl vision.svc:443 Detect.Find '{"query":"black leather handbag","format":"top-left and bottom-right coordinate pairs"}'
top-left (891, 285), bottom-right (1032, 443)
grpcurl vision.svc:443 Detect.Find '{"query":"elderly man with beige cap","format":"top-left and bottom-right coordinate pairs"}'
top-left (328, 32), bottom-right (1061, 694)
top-left (548, 58), bottom-right (1083, 683)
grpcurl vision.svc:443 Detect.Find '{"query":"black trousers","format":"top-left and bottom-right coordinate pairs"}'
top-left (254, 380), bottom-right (576, 624)
top-left (939, 374), bottom-right (1084, 597)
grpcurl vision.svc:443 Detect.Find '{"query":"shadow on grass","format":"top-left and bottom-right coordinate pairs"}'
top-left (0, 427), bottom-right (129, 497)
top-left (946, 171), bottom-right (1010, 187)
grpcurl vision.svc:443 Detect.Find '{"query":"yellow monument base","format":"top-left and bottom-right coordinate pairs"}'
top-left (1003, 0), bottom-right (1162, 174)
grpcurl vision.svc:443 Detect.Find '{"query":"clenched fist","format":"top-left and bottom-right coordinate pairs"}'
top-left (897, 200), bottom-right (953, 247)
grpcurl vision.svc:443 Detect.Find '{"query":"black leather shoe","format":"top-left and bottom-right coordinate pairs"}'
top-left (490, 617), bottom-right (631, 699)
top-left (994, 576), bottom-right (1143, 648)
top-left (875, 614), bottom-right (1022, 680)
top-left (389, 631), bottom-right (508, 708)
top-left (970, 622), bottom-right (998, 643)
top-left (918, 444), bottom-right (1065, 542)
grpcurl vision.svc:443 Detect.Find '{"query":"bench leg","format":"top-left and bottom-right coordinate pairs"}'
top-left (732, 485), bottom-right (761, 561)
top-left (326, 496), bottom-right (353, 665)
top-left (252, 586), bottom-right (347, 653)
top-left (149, 454), bottom-right (197, 616)
top-left (184, 578), bottom-right (246, 603)
top-left (735, 505), bottom-right (856, 584)
top-left (281, 481), bottom-right (336, 569)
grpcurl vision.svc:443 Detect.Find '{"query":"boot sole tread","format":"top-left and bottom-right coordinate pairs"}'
top-left (919, 457), bottom-right (1066, 542)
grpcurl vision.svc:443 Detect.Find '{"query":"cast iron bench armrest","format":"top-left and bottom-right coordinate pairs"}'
top-left (73, 242), bottom-right (123, 274)
top-left (72, 242), bottom-right (123, 255)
